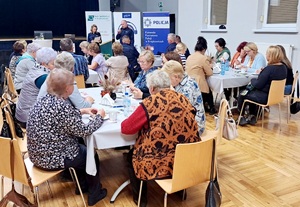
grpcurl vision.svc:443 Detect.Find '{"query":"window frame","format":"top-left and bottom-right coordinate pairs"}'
top-left (206, 0), bottom-right (228, 29)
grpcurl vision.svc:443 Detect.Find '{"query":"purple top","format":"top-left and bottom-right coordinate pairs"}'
top-left (92, 53), bottom-right (108, 77)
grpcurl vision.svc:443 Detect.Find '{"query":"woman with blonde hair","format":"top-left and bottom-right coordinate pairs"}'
top-left (238, 45), bottom-right (287, 126)
top-left (88, 42), bottom-right (107, 78)
top-left (175, 42), bottom-right (187, 69)
top-left (106, 42), bottom-right (129, 81)
top-left (88, 24), bottom-right (102, 44)
top-left (241, 42), bottom-right (266, 73)
top-left (161, 60), bottom-right (206, 135)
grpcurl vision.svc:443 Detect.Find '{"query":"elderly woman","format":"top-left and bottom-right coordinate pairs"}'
top-left (88, 42), bottom-right (107, 78)
top-left (27, 69), bottom-right (107, 206)
top-left (186, 36), bottom-right (216, 115)
top-left (161, 51), bottom-right (182, 66)
top-left (230, 41), bottom-right (248, 68)
top-left (130, 50), bottom-right (158, 99)
top-left (87, 24), bottom-right (102, 44)
top-left (161, 60), bottom-right (206, 135)
top-left (79, 41), bottom-right (92, 64)
top-left (9, 40), bottom-right (27, 78)
top-left (175, 42), bottom-right (187, 69)
top-left (15, 47), bottom-right (57, 127)
top-left (241, 42), bottom-right (266, 73)
top-left (37, 51), bottom-right (94, 108)
top-left (214, 38), bottom-right (231, 63)
top-left (122, 70), bottom-right (200, 206)
top-left (238, 45), bottom-right (287, 126)
top-left (106, 42), bottom-right (129, 81)
top-left (14, 42), bottom-right (41, 93)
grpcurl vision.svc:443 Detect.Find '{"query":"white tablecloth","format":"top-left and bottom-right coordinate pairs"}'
top-left (32, 39), bottom-right (53, 48)
top-left (86, 69), bottom-right (99, 85)
top-left (79, 87), bottom-right (138, 175)
top-left (207, 69), bottom-right (255, 94)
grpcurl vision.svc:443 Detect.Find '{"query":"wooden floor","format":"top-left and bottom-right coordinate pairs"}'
top-left (2, 100), bottom-right (300, 207)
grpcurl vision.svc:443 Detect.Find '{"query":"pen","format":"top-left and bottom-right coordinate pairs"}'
top-left (112, 105), bottom-right (124, 108)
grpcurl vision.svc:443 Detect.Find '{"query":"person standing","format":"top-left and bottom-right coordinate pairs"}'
top-left (116, 20), bottom-right (134, 46)
top-left (88, 24), bottom-right (102, 44)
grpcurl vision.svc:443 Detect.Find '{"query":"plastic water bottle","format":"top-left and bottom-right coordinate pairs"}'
top-left (225, 60), bottom-right (229, 71)
top-left (40, 33), bottom-right (44, 40)
top-left (123, 92), bottom-right (131, 117)
top-left (221, 62), bottom-right (225, 75)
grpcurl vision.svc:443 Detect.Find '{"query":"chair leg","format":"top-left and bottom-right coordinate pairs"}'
top-left (261, 107), bottom-right (265, 137)
top-left (69, 167), bottom-right (87, 207)
top-left (46, 180), bottom-right (53, 198)
top-left (287, 97), bottom-right (290, 123)
top-left (1, 176), bottom-right (3, 199)
top-left (35, 186), bottom-right (40, 207)
top-left (279, 103), bottom-right (282, 131)
top-left (182, 189), bottom-right (186, 201)
top-left (137, 181), bottom-right (143, 207)
top-left (164, 192), bottom-right (168, 207)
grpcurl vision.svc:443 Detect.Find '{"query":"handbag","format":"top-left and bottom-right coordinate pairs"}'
top-left (214, 100), bottom-right (238, 140)
top-left (0, 140), bottom-right (37, 207)
top-left (205, 139), bottom-right (222, 207)
top-left (290, 79), bottom-right (300, 114)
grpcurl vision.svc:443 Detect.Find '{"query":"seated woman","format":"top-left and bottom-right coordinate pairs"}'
top-left (27, 68), bottom-right (107, 206)
top-left (130, 50), bottom-right (158, 99)
top-left (87, 24), bottom-right (102, 44)
top-left (238, 45), bottom-right (287, 126)
top-left (277, 45), bottom-right (294, 95)
top-left (16, 47), bottom-right (57, 127)
top-left (106, 42), bottom-right (129, 81)
top-left (121, 70), bottom-right (200, 206)
top-left (175, 43), bottom-right (187, 69)
top-left (161, 51), bottom-right (182, 66)
top-left (214, 38), bottom-right (231, 63)
top-left (88, 42), bottom-right (108, 78)
top-left (161, 60), bottom-right (206, 135)
top-left (79, 41), bottom-right (92, 64)
top-left (37, 51), bottom-right (94, 108)
top-left (9, 40), bottom-right (27, 78)
top-left (241, 42), bottom-right (267, 73)
top-left (230, 41), bottom-right (247, 68)
top-left (186, 36), bottom-right (216, 115)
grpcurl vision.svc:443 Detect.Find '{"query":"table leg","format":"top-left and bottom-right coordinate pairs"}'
top-left (110, 179), bottom-right (131, 203)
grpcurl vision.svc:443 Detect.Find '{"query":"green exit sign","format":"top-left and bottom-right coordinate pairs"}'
top-left (158, 2), bottom-right (163, 7)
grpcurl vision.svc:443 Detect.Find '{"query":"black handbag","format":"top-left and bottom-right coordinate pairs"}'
top-left (290, 79), bottom-right (300, 114)
top-left (205, 139), bottom-right (222, 207)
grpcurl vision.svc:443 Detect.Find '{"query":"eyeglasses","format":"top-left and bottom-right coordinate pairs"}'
top-left (138, 61), bottom-right (148, 64)
top-left (245, 50), bottom-right (252, 53)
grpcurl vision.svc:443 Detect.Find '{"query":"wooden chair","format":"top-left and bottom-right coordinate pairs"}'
top-left (201, 99), bottom-right (229, 144)
top-left (285, 71), bottom-right (299, 123)
top-left (75, 75), bottom-right (86, 89)
top-left (4, 67), bottom-right (18, 101)
top-left (137, 139), bottom-right (215, 207)
top-left (237, 79), bottom-right (286, 135)
top-left (0, 137), bottom-right (87, 207)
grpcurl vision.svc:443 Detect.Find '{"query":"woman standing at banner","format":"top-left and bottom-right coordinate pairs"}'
top-left (88, 24), bottom-right (102, 44)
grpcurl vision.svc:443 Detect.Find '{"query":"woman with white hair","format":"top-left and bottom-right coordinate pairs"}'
top-left (16, 47), bottom-right (57, 127)
top-left (14, 42), bottom-right (41, 93)
top-left (161, 60), bottom-right (206, 135)
top-left (122, 70), bottom-right (200, 206)
top-left (27, 69), bottom-right (107, 206)
top-left (37, 51), bottom-right (94, 108)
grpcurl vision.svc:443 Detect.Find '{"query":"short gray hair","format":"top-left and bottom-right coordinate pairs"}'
top-left (36, 47), bottom-right (57, 64)
top-left (47, 68), bottom-right (74, 98)
top-left (26, 43), bottom-right (41, 54)
top-left (168, 33), bottom-right (176, 42)
top-left (60, 38), bottom-right (73, 51)
top-left (146, 70), bottom-right (170, 91)
top-left (79, 41), bottom-right (89, 49)
top-left (54, 52), bottom-right (75, 71)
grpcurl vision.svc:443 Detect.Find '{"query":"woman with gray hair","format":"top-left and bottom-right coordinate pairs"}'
top-left (122, 70), bottom-right (200, 206)
top-left (14, 42), bottom-right (41, 93)
top-left (16, 47), bottom-right (57, 127)
top-left (161, 60), bottom-right (206, 135)
top-left (27, 68), bottom-right (107, 206)
top-left (37, 51), bottom-right (94, 108)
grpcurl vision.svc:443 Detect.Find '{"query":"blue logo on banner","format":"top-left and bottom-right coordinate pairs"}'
top-left (122, 13), bottom-right (132, 18)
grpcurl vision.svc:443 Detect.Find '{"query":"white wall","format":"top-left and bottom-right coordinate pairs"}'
top-left (178, 0), bottom-right (300, 70)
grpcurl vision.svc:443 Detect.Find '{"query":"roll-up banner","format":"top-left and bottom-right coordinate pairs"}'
top-left (113, 12), bottom-right (141, 51)
top-left (85, 11), bottom-right (113, 59)
top-left (142, 12), bottom-right (170, 55)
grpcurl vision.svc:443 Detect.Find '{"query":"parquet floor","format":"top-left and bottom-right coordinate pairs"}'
top-left (2, 100), bottom-right (300, 207)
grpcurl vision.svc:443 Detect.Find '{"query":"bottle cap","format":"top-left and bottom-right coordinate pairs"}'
top-left (125, 92), bottom-right (129, 95)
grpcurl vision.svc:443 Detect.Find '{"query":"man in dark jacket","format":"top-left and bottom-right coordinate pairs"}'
top-left (122, 35), bottom-right (140, 82)
top-left (116, 20), bottom-right (134, 46)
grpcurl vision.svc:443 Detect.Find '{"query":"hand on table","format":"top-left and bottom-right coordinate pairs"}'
top-left (131, 87), bottom-right (143, 99)
top-left (85, 96), bottom-right (95, 104)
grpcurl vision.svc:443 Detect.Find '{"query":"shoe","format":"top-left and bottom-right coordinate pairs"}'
top-left (248, 115), bottom-right (257, 126)
top-left (75, 186), bottom-right (88, 195)
top-left (238, 116), bottom-right (248, 126)
top-left (209, 107), bottom-right (217, 115)
top-left (88, 188), bottom-right (107, 206)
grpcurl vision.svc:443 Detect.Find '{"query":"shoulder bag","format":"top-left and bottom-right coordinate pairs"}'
top-left (290, 79), bottom-right (300, 114)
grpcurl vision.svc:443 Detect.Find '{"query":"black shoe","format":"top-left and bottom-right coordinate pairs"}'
top-left (238, 116), bottom-right (248, 126)
top-left (88, 188), bottom-right (107, 206)
top-left (114, 146), bottom-right (131, 150)
top-left (75, 186), bottom-right (89, 195)
top-left (248, 115), bottom-right (257, 126)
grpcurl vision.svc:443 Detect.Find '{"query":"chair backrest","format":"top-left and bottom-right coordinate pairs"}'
top-left (75, 75), bottom-right (85, 89)
top-left (5, 67), bottom-right (18, 100)
top-left (216, 99), bottom-right (229, 143)
top-left (0, 137), bottom-right (33, 189)
top-left (267, 79), bottom-right (286, 106)
top-left (170, 139), bottom-right (215, 192)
